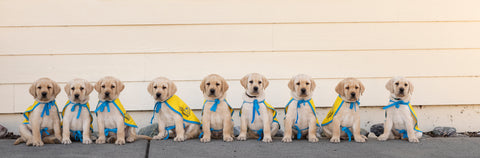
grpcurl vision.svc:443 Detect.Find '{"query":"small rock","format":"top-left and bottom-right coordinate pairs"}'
top-left (138, 123), bottom-right (159, 137)
top-left (430, 127), bottom-right (457, 137)
top-left (0, 124), bottom-right (7, 138)
top-left (361, 128), bottom-right (369, 137)
top-left (370, 123), bottom-right (384, 137)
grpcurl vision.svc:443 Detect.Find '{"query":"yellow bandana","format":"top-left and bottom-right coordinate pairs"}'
top-left (61, 101), bottom-right (94, 130)
top-left (23, 100), bottom-right (60, 124)
top-left (202, 99), bottom-right (234, 116)
top-left (285, 98), bottom-right (320, 126)
top-left (384, 100), bottom-right (421, 132)
top-left (95, 98), bottom-right (137, 128)
top-left (152, 95), bottom-right (200, 124)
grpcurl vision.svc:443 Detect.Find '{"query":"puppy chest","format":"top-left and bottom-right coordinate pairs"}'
top-left (158, 107), bottom-right (177, 126)
top-left (100, 104), bottom-right (124, 129)
top-left (210, 112), bottom-right (225, 130)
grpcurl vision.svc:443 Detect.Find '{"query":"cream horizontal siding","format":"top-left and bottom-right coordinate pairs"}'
top-left (1, 0), bottom-right (480, 116)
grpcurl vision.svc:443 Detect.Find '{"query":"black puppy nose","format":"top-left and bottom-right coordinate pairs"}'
top-left (74, 94), bottom-right (80, 98)
top-left (41, 92), bottom-right (47, 97)
top-left (399, 88), bottom-right (405, 92)
top-left (105, 92), bottom-right (110, 96)
top-left (156, 93), bottom-right (161, 98)
top-left (253, 87), bottom-right (259, 91)
top-left (210, 89), bottom-right (215, 93)
top-left (351, 92), bottom-right (356, 97)
top-left (301, 88), bottom-right (306, 93)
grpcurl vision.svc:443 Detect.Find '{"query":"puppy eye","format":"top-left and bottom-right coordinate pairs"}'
top-left (258, 81), bottom-right (262, 84)
top-left (111, 85), bottom-right (115, 89)
top-left (47, 86), bottom-right (51, 89)
top-left (216, 83), bottom-right (220, 86)
top-left (296, 82), bottom-right (300, 85)
top-left (80, 87), bottom-right (84, 90)
top-left (153, 86), bottom-right (157, 89)
top-left (71, 87), bottom-right (75, 90)
top-left (249, 81), bottom-right (253, 84)
top-left (355, 86), bottom-right (359, 89)
top-left (306, 83), bottom-right (310, 85)
top-left (206, 83), bottom-right (210, 86)
top-left (37, 86), bottom-right (41, 89)
top-left (346, 87), bottom-right (350, 90)
top-left (405, 84), bottom-right (408, 86)
top-left (395, 82), bottom-right (399, 86)
top-left (162, 86), bottom-right (167, 89)
top-left (101, 85), bottom-right (105, 88)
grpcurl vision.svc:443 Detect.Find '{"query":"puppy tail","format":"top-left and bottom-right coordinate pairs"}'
top-left (135, 135), bottom-right (152, 140)
top-left (13, 138), bottom-right (24, 145)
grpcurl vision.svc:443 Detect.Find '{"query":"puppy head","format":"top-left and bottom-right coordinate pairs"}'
top-left (29, 77), bottom-right (61, 102)
top-left (335, 78), bottom-right (365, 102)
top-left (95, 76), bottom-right (125, 101)
top-left (288, 74), bottom-right (316, 99)
top-left (148, 77), bottom-right (177, 102)
top-left (240, 73), bottom-right (269, 97)
top-left (200, 74), bottom-right (229, 99)
top-left (385, 76), bottom-right (414, 98)
top-left (65, 78), bottom-right (93, 104)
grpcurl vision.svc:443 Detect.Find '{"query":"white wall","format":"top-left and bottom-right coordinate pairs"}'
top-left (1, 0), bottom-right (480, 132)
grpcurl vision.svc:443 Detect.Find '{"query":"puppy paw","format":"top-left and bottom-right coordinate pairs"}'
top-left (174, 136), bottom-right (185, 142)
top-left (408, 137), bottom-right (419, 143)
top-left (330, 137), bottom-right (341, 143)
top-left (83, 138), bottom-right (92, 144)
top-left (223, 136), bottom-right (234, 142)
top-left (354, 137), bottom-right (366, 143)
top-left (262, 136), bottom-right (273, 143)
top-left (26, 139), bottom-right (33, 146)
top-left (152, 134), bottom-right (165, 140)
top-left (200, 136), bottom-right (211, 143)
top-left (126, 137), bottom-right (135, 143)
top-left (377, 134), bottom-right (388, 141)
top-left (308, 136), bottom-right (319, 143)
top-left (236, 135), bottom-right (247, 141)
top-left (32, 140), bottom-right (44, 147)
top-left (95, 137), bottom-right (106, 144)
top-left (362, 135), bottom-right (368, 140)
top-left (281, 136), bottom-right (292, 143)
top-left (115, 138), bottom-right (126, 145)
top-left (61, 138), bottom-right (72, 144)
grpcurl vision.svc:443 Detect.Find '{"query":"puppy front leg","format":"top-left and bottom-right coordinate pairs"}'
top-left (200, 112), bottom-right (211, 143)
top-left (282, 114), bottom-right (293, 143)
top-left (95, 115), bottom-right (106, 144)
top-left (352, 117), bottom-right (366, 143)
top-left (62, 119), bottom-right (72, 144)
top-left (53, 116), bottom-right (62, 143)
top-left (307, 119), bottom-right (318, 143)
top-left (236, 110), bottom-right (248, 141)
top-left (31, 119), bottom-right (44, 147)
top-left (405, 119), bottom-right (419, 143)
top-left (173, 115), bottom-right (186, 142)
top-left (115, 121), bottom-right (126, 145)
top-left (262, 113), bottom-right (273, 143)
top-left (82, 118), bottom-right (92, 144)
top-left (153, 118), bottom-right (166, 140)
top-left (222, 116), bottom-right (234, 142)
top-left (378, 112), bottom-right (393, 141)
top-left (330, 119), bottom-right (341, 143)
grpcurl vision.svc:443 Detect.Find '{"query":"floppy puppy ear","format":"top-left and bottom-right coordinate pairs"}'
top-left (335, 80), bottom-right (345, 96)
top-left (147, 81), bottom-right (154, 96)
top-left (64, 82), bottom-right (71, 96)
top-left (200, 78), bottom-right (206, 93)
top-left (310, 79), bottom-right (316, 91)
top-left (288, 77), bottom-right (295, 91)
top-left (385, 78), bottom-right (394, 93)
top-left (52, 81), bottom-right (61, 97)
top-left (168, 81), bottom-right (178, 97)
top-left (407, 80), bottom-right (414, 95)
top-left (116, 80), bottom-right (125, 93)
top-left (85, 82), bottom-right (94, 95)
top-left (95, 79), bottom-right (103, 93)
top-left (359, 81), bottom-right (366, 95)
top-left (240, 75), bottom-right (249, 89)
top-left (29, 83), bottom-right (37, 98)
top-left (262, 75), bottom-right (269, 89)
top-left (221, 79), bottom-right (229, 93)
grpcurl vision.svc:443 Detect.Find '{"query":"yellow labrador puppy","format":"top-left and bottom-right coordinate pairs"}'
top-left (147, 77), bottom-right (201, 141)
top-left (61, 78), bottom-right (94, 144)
top-left (14, 78), bottom-right (62, 146)
top-left (199, 74), bottom-right (234, 143)
top-left (282, 74), bottom-right (320, 143)
top-left (378, 76), bottom-right (422, 143)
top-left (237, 73), bottom-right (280, 143)
top-left (322, 78), bottom-right (367, 143)
top-left (94, 76), bottom-right (149, 145)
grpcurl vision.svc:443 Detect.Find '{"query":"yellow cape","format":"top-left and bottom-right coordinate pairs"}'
top-left (202, 99), bottom-right (234, 116)
top-left (23, 100), bottom-right (60, 124)
top-left (162, 95), bottom-right (200, 124)
top-left (285, 98), bottom-right (319, 126)
top-left (95, 98), bottom-right (137, 128)
top-left (61, 101), bottom-right (94, 130)
top-left (321, 96), bottom-right (346, 126)
top-left (239, 100), bottom-right (279, 124)
top-left (385, 101), bottom-right (422, 132)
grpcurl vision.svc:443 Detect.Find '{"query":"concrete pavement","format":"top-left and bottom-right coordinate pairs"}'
top-left (2, 137), bottom-right (480, 158)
